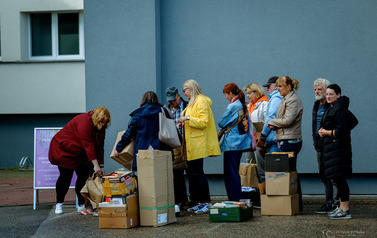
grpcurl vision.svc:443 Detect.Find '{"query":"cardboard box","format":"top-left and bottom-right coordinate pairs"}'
top-left (209, 206), bottom-right (253, 222)
top-left (265, 153), bottom-right (296, 172)
top-left (137, 150), bottom-right (176, 227)
top-left (98, 194), bottom-right (139, 229)
top-left (110, 131), bottom-right (134, 170)
top-left (265, 172), bottom-right (297, 195)
top-left (102, 171), bottom-right (137, 198)
top-left (261, 194), bottom-right (299, 216)
top-left (239, 163), bottom-right (259, 188)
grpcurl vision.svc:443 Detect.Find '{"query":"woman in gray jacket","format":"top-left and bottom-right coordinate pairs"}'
top-left (268, 76), bottom-right (303, 211)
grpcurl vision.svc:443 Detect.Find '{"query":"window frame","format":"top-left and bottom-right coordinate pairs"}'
top-left (28, 11), bottom-right (84, 61)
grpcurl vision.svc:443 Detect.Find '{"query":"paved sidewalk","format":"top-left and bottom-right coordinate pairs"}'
top-left (0, 176), bottom-right (75, 206)
top-left (1, 172), bottom-right (376, 238)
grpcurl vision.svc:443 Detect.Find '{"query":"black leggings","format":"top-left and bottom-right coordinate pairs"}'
top-left (332, 177), bottom-right (349, 202)
top-left (56, 163), bottom-right (92, 205)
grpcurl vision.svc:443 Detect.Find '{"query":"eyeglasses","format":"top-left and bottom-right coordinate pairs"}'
top-left (183, 88), bottom-right (190, 93)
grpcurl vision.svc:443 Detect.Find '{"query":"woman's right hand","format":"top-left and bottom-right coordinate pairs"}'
top-left (113, 150), bottom-right (119, 157)
top-left (94, 165), bottom-right (103, 176)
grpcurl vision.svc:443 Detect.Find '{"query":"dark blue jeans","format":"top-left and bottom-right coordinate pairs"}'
top-left (277, 139), bottom-right (303, 210)
top-left (187, 158), bottom-right (211, 204)
top-left (224, 151), bottom-right (243, 201)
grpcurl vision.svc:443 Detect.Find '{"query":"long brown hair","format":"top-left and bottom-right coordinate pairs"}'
top-left (223, 83), bottom-right (247, 115)
top-left (140, 91), bottom-right (159, 107)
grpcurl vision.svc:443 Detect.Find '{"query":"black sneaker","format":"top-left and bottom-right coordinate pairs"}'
top-left (315, 203), bottom-right (333, 214)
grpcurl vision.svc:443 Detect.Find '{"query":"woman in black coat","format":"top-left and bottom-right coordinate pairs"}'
top-left (319, 84), bottom-right (358, 220)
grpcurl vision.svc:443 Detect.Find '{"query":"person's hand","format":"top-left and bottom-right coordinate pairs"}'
top-left (94, 165), bottom-right (103, 176)
top-left (268, 124), bottom-right (277, 130)
top-left (100, 167), bottom-right (105, 176)
top-left (113, 150), bottom-right (119, 157)
top-left (177, 122), bottom-right (184, 129)
top-left (318, 128), bottom-right (325, 137)
top-left (257, 139), bottom-right (265, 148)
top-left (178, 116), bottom-right (189, 123)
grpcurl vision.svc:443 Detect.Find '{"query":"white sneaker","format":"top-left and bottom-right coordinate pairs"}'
top-left (55, 203), bottom-right (63, 214)
top-left (175, 205), bottom-right (180, 213)
top-left (77, 204), bottom-right (86, 212)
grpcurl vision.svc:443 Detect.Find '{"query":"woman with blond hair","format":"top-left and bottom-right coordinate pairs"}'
top-left (268, 76), bottom-right (304, 211)
top-left (49, 107), bottom-right (111, 215)
top-left (178, 79), bottom-right (221, 214)
top-left (243, 83), bottom-right (269, 184)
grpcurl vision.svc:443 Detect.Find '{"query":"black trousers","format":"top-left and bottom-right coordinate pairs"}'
top-left (332, 177), bottom-right (349, 202)
top-left (56, 163), bottom-right (91, 205)
top-left (173, 169), bottom-right (188, 205)
top-left (186, 158), bottom-right (210, 204)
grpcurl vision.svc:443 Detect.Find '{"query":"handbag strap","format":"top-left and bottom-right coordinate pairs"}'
top-left (223, 113), bottom-right (245, 135)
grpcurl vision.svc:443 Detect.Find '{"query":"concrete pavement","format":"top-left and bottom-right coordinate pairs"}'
top-left (0, 172), bottom-right (376, 237)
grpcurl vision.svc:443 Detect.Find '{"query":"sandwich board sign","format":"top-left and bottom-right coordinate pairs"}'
top-left (33, 128), bottom-right (77, 210)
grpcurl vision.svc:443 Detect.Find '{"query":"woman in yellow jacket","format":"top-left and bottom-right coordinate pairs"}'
top-left (178, 79), bottom-right (221, 214)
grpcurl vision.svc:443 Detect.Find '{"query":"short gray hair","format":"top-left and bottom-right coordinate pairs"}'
top-left (313, 78), bottom-right (330, 88)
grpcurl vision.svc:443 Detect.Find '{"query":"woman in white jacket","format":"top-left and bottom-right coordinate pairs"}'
top-left (243, 83), bottom-right (269, 182)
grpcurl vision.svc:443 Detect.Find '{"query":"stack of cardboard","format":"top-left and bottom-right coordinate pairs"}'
top-left (261, 152), bottom-right (299, 216)
top-left (137, 150), bottom-right (176, 227)
top-left (98, 171), bottom-right (139, 228)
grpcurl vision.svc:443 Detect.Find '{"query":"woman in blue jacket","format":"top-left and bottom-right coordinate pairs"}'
top-left (114, 91), bottom-right (172, 171)
top-left (218, 83), bottom-right (252, 201)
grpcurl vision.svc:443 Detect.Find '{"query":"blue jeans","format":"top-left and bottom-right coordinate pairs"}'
top-left (224, 151), bottom-right (242, 201)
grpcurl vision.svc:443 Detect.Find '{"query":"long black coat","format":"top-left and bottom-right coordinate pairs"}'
top-left (319, 96), bottom-right (357, 180)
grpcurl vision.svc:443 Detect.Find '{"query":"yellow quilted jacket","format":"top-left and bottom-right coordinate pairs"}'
top-left (183, 94), bottom-right (221, 161)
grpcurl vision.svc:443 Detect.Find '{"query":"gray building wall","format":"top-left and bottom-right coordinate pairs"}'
top-left (84, 0), bottom-right (377, 194)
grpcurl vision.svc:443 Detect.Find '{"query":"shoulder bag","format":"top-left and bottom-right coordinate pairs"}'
top-left (159, 107), bottom-right (182, 149)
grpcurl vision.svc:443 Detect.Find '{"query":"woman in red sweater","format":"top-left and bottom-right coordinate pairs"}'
top-left (49, 107), bottom-right (111, 215)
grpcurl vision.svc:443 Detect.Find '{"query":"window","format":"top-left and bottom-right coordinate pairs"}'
top-left (29, 12), bottom-right (84, 60)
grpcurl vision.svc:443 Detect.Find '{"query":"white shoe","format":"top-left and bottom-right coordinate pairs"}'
top-left (55, 203), bottom-right (63, 214)
top-left (77, 204), bottom-right (86, 212)
top-left (175, 205), bottom-right (180, 213)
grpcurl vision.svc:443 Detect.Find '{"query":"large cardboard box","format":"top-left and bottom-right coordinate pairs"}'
top-left (137, 150), bottom-right (176, 227)
top-left (261, 194), bottom-right (299, 216)
top-left (102, 171), bottom-right (137, 198)
top-left (98, 194), bottom-right (139, 229)
top-left (209, 206), bottom-right (253, 222)
top-left (110, 131), bottom-right (134, 170)
top-left (265, 153), bottom-right (296, 172)
top-left (239, 163), bottom-right (259, 188)
top-left (265, 172), bottom-right (297, 195)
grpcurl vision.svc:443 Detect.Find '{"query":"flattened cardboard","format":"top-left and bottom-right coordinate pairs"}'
top-left (137, 150), bottom-right (176, 227)
top-left (261, 194), bottom-right (299, 216)
top-left (265, 172), bottom-right (297, 195)
top-left (98, 194), bottom-right (139, 229)
top-left (110, 131), bottom-right (133, 170)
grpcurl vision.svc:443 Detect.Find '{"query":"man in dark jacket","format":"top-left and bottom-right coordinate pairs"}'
top-left (312, 78), bottom-right (339, 214)
top-left (166, 87), bottom-right (188, 215)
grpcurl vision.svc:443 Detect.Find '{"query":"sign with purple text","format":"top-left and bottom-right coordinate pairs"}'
top-left (34, 128), bottom-right (77, 189)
